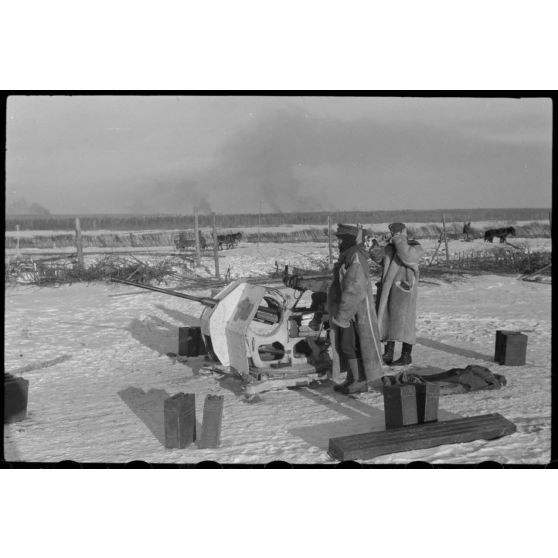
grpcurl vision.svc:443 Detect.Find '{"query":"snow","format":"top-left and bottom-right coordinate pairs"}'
top-left (4, 241), bottom-right (551, 464)
top-left (4, 219), bottom-right (549, 238)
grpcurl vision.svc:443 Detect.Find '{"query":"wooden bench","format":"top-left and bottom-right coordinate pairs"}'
top-left (328, 413), bottom-right (516, 461)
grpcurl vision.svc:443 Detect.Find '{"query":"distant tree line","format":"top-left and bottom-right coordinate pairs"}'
top-left (5, 208), bottom-right (551, 232)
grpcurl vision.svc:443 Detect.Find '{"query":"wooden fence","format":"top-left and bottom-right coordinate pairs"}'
top-left (428, 248), bottom-right (551, 275)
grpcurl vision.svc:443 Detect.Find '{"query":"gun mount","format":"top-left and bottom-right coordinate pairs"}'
top-left (111, 277), bottom-right (333, 395)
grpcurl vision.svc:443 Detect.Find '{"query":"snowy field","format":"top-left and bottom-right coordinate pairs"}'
top-left (4, 219), bottom-right (550, 238)
top-left (4, 241), bottom-right (551, 464)
top-left (4, 235), bottom-right (552, 280)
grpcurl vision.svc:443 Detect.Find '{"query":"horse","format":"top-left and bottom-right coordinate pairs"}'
top-left (217, 232), bottom-right (242, 250)
top-left (484, 226), bottom-right (516, 243)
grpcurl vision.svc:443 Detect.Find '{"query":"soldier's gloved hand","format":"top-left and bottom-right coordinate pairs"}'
top-left (331, 316), bottom-right (350, 329)
top-left (287, 275), bottom-right (302, 290)
top-left (283, 274), bottom-right (296, 288)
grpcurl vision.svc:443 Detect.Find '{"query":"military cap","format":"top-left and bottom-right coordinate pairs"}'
top-left (388, 222), bottom-right (406, 234)
top-left (335, 223), bottom-right (360, 238)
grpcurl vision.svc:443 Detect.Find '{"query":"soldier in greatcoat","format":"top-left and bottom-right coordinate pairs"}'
top-left (368, 223), bottom-right (424, 366)
top-left (328, 224), bottom-right (384, 394)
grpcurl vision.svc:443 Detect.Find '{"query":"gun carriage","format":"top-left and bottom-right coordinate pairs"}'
top-left (112, 270), bottom-right (333, 395)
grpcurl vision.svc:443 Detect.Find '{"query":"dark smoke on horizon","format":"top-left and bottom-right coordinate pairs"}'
top-left (125, 101), bottom-right (550, 215)
top-left (138, 108), bottom-right (328, 214)
top-left (212, 107), bottom-right (326, 213)
top-left (127, 178), bottom-right (213, 214)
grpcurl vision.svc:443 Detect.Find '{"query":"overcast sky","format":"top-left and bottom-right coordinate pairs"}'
top-left (5, 95), bottom-right (552, 215)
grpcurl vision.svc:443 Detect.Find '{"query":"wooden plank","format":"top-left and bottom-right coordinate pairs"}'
top-left (199, 395), bottom-right (224, 449)
top-left (328, 413), bottom-right (516, 461)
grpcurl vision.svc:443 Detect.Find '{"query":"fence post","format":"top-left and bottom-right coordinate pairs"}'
top-left (327, 215), bottom-right (333, 268)
top-left (429, 234), bottom-right (442, 267)
top-left (258, 200), bottom-right (262, 246)
top-left (16, 224), bottom-right (20, 256)
top-left (442, 214), bottom-right (450, 268)
top-left (212, 213), bottom-right (220, 280)
top-left (75, 217), bottom-right (84, 270)
top-left (194, 208), bottom-right (200, 266)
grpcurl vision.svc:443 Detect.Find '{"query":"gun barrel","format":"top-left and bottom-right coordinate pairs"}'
top-left (110, 278), bottom-right (279, 324)
top-left (111, 277), bottom-right (216, 306)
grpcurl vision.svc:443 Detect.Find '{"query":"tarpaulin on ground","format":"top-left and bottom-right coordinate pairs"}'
top-left (382, 365), bottom-right (507, 394)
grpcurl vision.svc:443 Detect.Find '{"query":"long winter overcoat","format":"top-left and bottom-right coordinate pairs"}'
top-left (372, 234), bottom-right (424, 344)
top-left (327, 244), bottom-right (383, 381)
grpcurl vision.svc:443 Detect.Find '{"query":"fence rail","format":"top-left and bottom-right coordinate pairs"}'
top-left (426, 248), bottom-right (551, 275)
top-left (6, 223), bottom-right (551, 250)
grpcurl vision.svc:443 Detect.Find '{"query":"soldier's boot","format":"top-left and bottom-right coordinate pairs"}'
top-left (391, 343), bottom-right (413, 366)
top-left (341, 359), bottom-right (368, 394)
top-left (382, 341), bottom-right (395, 365)
top-left (333, 367), bottom-right (353, 392)
top-left (309, 312), bottom-right (323, 331)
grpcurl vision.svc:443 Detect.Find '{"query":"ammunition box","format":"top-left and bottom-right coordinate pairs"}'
top-left (495, 330), bottom-right (527, 366)
top-left (198, 394), bottom-right (224, 449)
top-left (383, 384), bottom-right (418, 429)
top-left (178, 326), bottom-right (206, 357)
top-left (164, 393), bottom-right (196, 449)
top-left (415, 382), bottom-right (439, 424)
top-left (4, 375), bottom-right (29, 423)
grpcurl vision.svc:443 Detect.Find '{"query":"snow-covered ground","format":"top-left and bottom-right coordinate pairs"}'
top-left (4, 241), bottom-right (551, 464)
top-left (5, 236), bottom-right (552, 279)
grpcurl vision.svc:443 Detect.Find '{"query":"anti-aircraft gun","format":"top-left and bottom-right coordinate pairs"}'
top-left (111, 276), bottom-right (333, 395)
